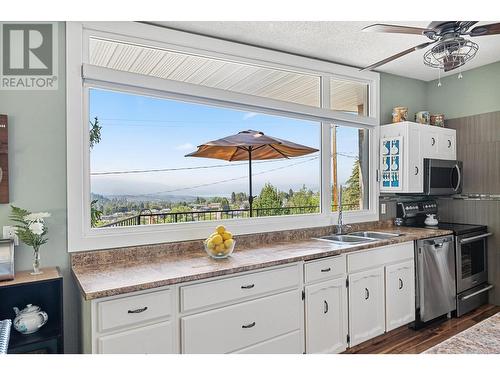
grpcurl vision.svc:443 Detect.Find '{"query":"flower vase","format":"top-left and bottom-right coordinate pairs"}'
top-left (31, 247), bottom-right (42, 275)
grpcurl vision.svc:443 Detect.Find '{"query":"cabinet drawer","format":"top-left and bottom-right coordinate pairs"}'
top-left (233, 330), bottom-right (303, 354)
top-left (181, 289), bottom-right (301, 353)
top-left (304, 255), bottom-right (345, 284)
top-left (347, 242), bottom-right (413, 273)
top-left (98, 320), bottom-right (173, 354)
top-left (180, 264), bottom-right (299, 312)
top-left (97, 289), bottom-right (172, 332)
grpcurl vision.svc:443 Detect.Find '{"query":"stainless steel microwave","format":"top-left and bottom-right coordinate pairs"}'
top-left (423, 158), bottom-right (463, 195)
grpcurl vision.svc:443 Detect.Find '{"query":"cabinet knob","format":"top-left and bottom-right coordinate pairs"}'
top-left (399, 278), bottom-right (404, 290)
top-left (324, 300), bottom-right (329, 314)
top-left (242, 322), bottom-right (256, 329)
top-left (364, 288), bottom-right (370, 300)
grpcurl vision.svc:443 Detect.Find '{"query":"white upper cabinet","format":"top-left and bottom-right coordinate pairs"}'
top-left (380, 122), bottom-right (456, 193)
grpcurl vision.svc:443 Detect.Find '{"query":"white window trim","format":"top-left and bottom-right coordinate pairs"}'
top-left (67, 22), bottom-right (380, 252)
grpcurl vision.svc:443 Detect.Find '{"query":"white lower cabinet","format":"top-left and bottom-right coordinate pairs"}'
top-left (348, 267), bottom-right (386, 347)
top-left (305, 277), bottom-right (348, 353)
top-left (98, 321), bottom-right (173, 354)
top-left (385, 261), bottom-right (415, 331)
top-left (181, 289), bottom-right (302, 354)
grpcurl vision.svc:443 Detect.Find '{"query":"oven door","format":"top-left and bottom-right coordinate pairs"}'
top-left (424, 159), bottom-right (462, 195)
top-left (456, 232), bottom-right (491, 293)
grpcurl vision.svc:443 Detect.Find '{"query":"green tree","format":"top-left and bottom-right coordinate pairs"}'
top-left (253, 183), bottom-right (284, 216)
top-left (89, 117), bottom-right (102, 149)
top-left (342, 158), bottom-right (361, 210)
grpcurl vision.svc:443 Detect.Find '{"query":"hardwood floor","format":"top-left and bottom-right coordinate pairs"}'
top-left (343, 304), bottom-right (500, 354)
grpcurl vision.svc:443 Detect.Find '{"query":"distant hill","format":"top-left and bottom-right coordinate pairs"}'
top-left (91, 192), bottom-right (200, 203)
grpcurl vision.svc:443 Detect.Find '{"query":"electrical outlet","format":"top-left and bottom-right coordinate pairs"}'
top-left (3, 225), bottom-right (19, 245)
top-left (381, 203), bottom-right (387, 215)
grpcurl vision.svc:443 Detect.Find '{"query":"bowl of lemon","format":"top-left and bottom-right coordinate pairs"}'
top-left (204, 225), bottom-right (235, 259)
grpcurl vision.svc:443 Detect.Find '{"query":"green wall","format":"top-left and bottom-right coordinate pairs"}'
top-left (380, 72), bottom-right (427, 124)
top-left (427, 61), bottom-right (500, 119)
top-left (381, 61), bottom-right (500, 122)
top-left (0, 23), bottom-right (79, 353)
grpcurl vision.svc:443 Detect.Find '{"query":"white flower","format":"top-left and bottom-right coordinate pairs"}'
top-left (28, 222), bottom-right (45, 236)
top-left (24, 212), bottom-right (51, 223)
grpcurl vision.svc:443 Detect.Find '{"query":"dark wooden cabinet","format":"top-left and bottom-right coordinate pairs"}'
top-left (0, 267), bottom-right (63, 353)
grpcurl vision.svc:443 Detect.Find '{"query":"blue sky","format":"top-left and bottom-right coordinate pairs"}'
top-left (89, 88), bottom-right (360, 197)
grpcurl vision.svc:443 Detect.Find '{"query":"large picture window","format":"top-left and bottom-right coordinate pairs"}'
top-left (89, 88), bottom-right (321, 228)
top-left (67, 22), bottom-right (379, 251)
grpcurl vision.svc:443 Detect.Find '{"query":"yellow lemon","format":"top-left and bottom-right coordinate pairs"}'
top-left (212, 234), bottom-right (223, 245)
top-left (224, 239), bottom-right (234, 249)
top-left (209, 232), bottom-right (219, 238)
top-left (216, 225), bottom-right (226, 235)
top-left (206, 239), bottom-right (215, 249)
top-left (222, 231), bottom-right (232, 240)
top-left (215, 244), bottom-right (225, 253)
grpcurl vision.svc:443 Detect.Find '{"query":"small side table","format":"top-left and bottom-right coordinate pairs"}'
top-left (0, 267), bottom-right (63, 354)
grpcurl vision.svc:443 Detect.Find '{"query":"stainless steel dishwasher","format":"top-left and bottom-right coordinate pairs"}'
top-left (415, 235), bottom-right (456, 325)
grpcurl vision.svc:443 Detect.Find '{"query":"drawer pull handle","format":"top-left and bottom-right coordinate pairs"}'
top-left (320, 267), bottom-right (331, 273)
top-left (399, 278), bottom-right (404, 290)
top-left (241, 284), bottom-right (255, 289)
top-left (448, 139), bottom-right (452, 148)
top-left (324, 300), bottom-right (329, 314)
top-left (414, 166), bottom-right (419, 175)
top-left (242, 322), bottom-right (256, 329)
top-left (365, 288), bottom-right (370, 300)
top-left (431, 137), bottom-right (436, 146)
top-left (128, 306), bottom-right (148, 314)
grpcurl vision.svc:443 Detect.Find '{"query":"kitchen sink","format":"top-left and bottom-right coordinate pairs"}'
top-left (348, 231), bottom-right (403, 240)
top-left (314, 231), bottom-right (403, 244)
top-left (315, 235), bottom-right (376, 244)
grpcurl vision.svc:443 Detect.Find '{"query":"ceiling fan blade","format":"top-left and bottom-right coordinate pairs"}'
top-left (427, 21), bottom-right (447, 29)
top-left (360, 41), bottom-right (435, 71)
top-left (459, 21), bottom-right (478, 31)
top-left (470, 23), bottom-right (500, 36)
top-left (362, 23), bottom-right (431, 35)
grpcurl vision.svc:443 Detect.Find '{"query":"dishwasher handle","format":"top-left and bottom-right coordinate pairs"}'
top-left (460, 232), bottom-right (492, 244)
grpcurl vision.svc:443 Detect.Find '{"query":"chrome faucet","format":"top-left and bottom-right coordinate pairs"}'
top-left (336, 185), bottom-right (351, 235)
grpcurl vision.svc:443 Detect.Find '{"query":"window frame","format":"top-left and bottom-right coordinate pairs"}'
top-left (67, 22), bottom-right (380, 252)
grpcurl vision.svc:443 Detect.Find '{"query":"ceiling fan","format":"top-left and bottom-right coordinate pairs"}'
top-left (360, 21), bottom-right (500, 72)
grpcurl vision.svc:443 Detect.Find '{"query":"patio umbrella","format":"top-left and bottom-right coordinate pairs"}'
top-left (185, 130), bottom-right (319, 217)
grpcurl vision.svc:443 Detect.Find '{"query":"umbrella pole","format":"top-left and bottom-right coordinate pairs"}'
top-left (248, 147), bottom-right (253, 218)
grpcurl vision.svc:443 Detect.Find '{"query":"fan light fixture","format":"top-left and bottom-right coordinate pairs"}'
top-left (423, 38), bottom-right (479, 72)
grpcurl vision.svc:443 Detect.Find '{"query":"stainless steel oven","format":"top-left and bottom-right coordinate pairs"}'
top-left (456, 231), bottom-right (491, 292)
top-left (456, 230), bottom-right (493, 316)
top-left (423, 159), bottom-right (462, 195)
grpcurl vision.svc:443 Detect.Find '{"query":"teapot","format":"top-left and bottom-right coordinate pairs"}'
top-left (13, 304), bottom-right (48, 335)
top-left (424, 214), bottom-right (439, 226)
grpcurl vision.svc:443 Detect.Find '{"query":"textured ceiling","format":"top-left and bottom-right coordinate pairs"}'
top-left (150, 21), bottom-right (500, 81)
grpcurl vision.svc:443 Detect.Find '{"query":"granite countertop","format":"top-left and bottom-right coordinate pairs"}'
top-left (424, 312), bottom-right (500, 354)
top-left (72, 226), bottom-right (452, 300)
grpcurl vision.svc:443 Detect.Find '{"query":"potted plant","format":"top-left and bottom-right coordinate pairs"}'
top-left (10, 206), bottom-right (50, 275)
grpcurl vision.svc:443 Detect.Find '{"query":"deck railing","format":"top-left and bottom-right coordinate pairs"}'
top-left (99, 203), bottom-right (360, 228)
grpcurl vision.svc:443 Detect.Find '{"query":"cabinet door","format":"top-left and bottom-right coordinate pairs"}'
top-left (348, 268), bottom-right (385, 347)
top-left (305, 277), bottom-right (348, 353)
top-left (385, 261), bottom-right (415, 331)
top-left (98, 320), bottom-right (174, 354)
top-left (407, 126), bottom-right (423, 192)
top-left (438, 130), bottom-right (456, 160)
top-left (422, 128), bottom-right (439, 158)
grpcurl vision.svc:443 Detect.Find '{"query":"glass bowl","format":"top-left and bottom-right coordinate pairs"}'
top-left (204, 240), bottom-right (235, 259)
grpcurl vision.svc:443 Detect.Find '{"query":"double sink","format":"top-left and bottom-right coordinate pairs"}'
top-left (315, 231), bottom-right (403, 245)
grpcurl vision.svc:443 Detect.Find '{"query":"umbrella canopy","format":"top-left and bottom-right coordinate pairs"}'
top-left (185, 130), bottom-right (319, 161)
top-left (185, 130), bottom-right (319, 217)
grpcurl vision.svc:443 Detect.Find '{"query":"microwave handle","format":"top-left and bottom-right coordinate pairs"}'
top-left (453, 164), bottom-right (462, 192)
top-left (460, 232), bottom-right (492, 244)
